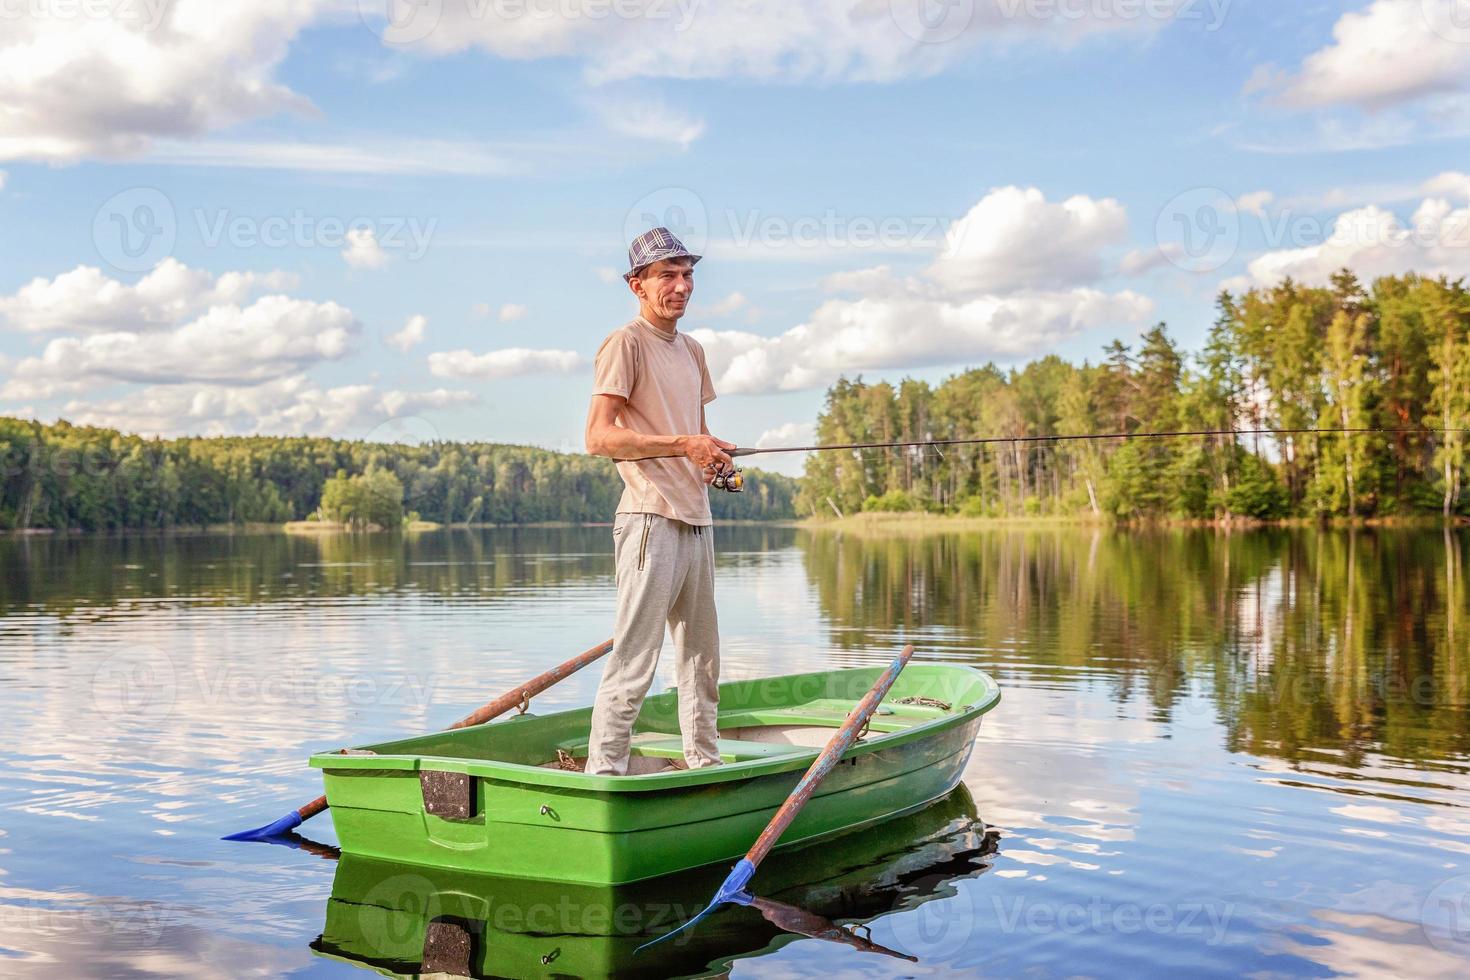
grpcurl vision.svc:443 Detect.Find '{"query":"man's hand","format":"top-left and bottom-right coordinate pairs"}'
top-left (681, 434), bottom-right (735, 472)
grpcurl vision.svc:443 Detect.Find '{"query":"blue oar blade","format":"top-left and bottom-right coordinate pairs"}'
top-left (635, 858), bottom-right (755, 954)
top-left (222, 810), bottom-right (304, 842)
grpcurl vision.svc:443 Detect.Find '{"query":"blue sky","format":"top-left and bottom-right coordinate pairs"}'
top-left (2, 1), bottom-right (1469, 475)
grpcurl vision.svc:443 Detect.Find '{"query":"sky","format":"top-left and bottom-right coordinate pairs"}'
top-left (2, 0), bottom-right (1470, 476)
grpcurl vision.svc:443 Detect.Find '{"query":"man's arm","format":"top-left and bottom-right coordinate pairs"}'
top-left (585, 394), bottom-right (733, 469)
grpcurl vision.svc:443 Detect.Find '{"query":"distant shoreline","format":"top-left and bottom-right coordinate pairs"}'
top-left (800, 512), bottom-right (1470, 534)
top-left (6, 518), bottom-right (802, 538)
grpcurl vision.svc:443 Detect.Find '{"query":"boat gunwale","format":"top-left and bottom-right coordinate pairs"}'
top-left (309, 662), bottom-right (1001, 794)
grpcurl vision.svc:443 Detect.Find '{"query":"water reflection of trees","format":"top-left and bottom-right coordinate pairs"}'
top-left (800, 526), bottom-right (1470, 766)
top-left (0, 525), bottom-right (799, 616)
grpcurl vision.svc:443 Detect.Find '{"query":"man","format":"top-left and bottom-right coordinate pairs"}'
top-left (583, 227), bottom-right (736, 776)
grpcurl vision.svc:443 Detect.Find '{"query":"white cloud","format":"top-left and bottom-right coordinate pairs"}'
top-left (1232, 198), bottom-right (1470, 289)
top-left (0, 258), bottom-right (298, 334)
top-left (427, 348), bottom-right (584, 380)
top-left (3, 295), bottom-right (357, 400)
top-left (342, 227), bottom-right (389, 269)
top-left (0, 170), bottom-right (7, 192)
top-left (144, 138), bottom-right (522, 176)
top-left (384, 0), bottom-right (1185, 85)
top-left (684, 186), bottom-right (1151, 395)
top-left (472, 302), bottom-right (492, 318)
top-left (1262, 1), bottom-right (1470, 110)
top-left (1423, 171), bottom-right (1470, 201)
top-left (0, 259), bottom-right (297, 333)
top-left (597, 95), bottom-right (705, 148)
top-left (822, 265), bottom-right (902, 295)
top-left (750, 421), bottom-right (817, 478)
top-left (0, 2), bottom-right (1186, 166)
top-left (54, 375), bottom-right (477, 437)
top-left (498, 303), bottom-right (528, 323)
top-left (692, 287), bottom-right (1152, 395)
top-left (595, 267), bottom-right (621, 284)
top-left (0, 1), bottom-right (324, 163)
top-left (705, 292), bottom-right (748, 317)
top-left (1119, 244), bottom-right (1186, 277)
top-left (387, 314), bottom-right (428, 352)
top-left (1237, 191), bottom-right (1274, 216)
top-left (926, 187), bottom-right (1129, 293)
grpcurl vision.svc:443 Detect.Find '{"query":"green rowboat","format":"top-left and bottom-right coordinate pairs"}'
top-left (309, 661), bottom-right (1000, 884)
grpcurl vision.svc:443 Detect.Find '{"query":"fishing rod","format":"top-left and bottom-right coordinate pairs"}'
top-left (707, 426), bottom-right (1455, 492)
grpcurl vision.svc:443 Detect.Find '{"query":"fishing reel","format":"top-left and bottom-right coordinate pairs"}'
top-left (710, 463), bottom-right (744, 493)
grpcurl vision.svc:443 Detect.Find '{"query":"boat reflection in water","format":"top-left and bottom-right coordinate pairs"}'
top-left (309, 784), bottom-right (996, 978)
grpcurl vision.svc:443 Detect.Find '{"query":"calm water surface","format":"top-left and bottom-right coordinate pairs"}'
top-left (2, 526), bottom-right (1469, 977)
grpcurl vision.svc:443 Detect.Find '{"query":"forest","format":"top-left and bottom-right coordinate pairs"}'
top-left (798, 272), bottom-right (1470, 521)
top-left (0, 421), bottom-right (798, 530)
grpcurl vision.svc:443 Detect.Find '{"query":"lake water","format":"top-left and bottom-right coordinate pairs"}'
top-left (2, 525), bottom-right (1469, 977)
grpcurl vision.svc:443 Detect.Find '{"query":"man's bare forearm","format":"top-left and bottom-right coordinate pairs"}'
top-left (589, 425), bottom-right (689, 461)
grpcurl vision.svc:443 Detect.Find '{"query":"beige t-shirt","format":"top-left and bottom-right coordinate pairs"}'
top-left (592, 316), bottom-right (717, 526)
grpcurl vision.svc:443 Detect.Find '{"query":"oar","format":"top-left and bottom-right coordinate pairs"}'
top-left (223, 638), bottom-right (614, 842)
top-left (747, 894), bottom-right (917, 962)
top-left (637, 643), bottom-right (917, 952)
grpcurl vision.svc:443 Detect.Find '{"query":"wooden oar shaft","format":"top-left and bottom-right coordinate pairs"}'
top-left (744, 644), bottom-right (915, 868)
top-left (450, 638), bottom-right (614, 729)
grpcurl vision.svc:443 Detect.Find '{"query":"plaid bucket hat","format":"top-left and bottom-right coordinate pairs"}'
top-left (624, 227), bottom-right (702, 281)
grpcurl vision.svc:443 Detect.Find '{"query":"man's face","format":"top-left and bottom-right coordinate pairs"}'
top-left (631, 258), bottom-right (694, 321)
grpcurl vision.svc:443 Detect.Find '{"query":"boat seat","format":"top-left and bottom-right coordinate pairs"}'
top-left (630, 735), bottom-right (805, 762)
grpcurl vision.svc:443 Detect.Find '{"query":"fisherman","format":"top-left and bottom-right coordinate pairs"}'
top-left (582, 227), bottom-right (735, 775)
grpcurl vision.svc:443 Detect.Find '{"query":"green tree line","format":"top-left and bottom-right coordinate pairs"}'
top-left (0, 419), bottom-right (798, 531)
top-left (799, 271), bottom-right (1470, 521)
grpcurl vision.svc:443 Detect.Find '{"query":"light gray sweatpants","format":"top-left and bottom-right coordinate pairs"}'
top-left (585, 513), bottom-right (721, 776)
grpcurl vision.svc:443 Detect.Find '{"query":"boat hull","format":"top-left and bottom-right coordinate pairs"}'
top-left (311, 785), bottom-right (995, 979)
top-left (311, 663), bottom-right (1000, 884)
